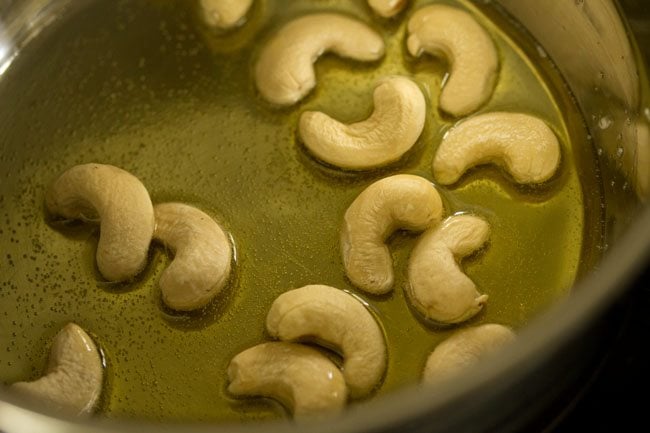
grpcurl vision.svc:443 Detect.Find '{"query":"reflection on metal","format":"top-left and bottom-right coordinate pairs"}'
top-left (636, 119), bottom-right (649, 200)
top-left (0, 48), bottom-right (17, 77)
top-left (498, 0), bottom-right (638, 110)
top-left (498, 0), bottom-right (648, 206)
top-left (0, 21), bottom-right (13, 76)
top-left (0, 0), bottom-right (74, 77)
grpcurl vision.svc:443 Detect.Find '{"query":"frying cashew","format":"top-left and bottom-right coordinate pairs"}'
top-left (45, 163), bottom-right (154, 282)
top-left (433, 112), bottom-right (561, 185)
top-left (255, 13), bottom-right (385, 106)
top-left (266, 285), bottom-right (386, 398)
top-left (299, 76), bottom-right (426, 170)
top-left (407, 4), bottom-right (498, 117)
top-left (199, 0), bottom-right (253, 30)
top-left (227, 342), bottom-right (347, 418)
top-left (11, 323), bottom-right (103, 416)
top-left (407, 214), bottom-right (490, 324)
top-left (153, 203), bottom-right (232, 311)
top-left (341, 175), bottom-right (443, 295)
top-left (423, 324), bottom-right (515, 383)
top-left (368, 0), bottom-right (408, 18)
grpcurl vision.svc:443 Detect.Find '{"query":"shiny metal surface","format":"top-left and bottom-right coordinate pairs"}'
top-left (498, 0), bottom-right (649, 236)
top-left (0, 1), bottom-right (649, 432)
top-left (0, 0), bottom-right (74, 75)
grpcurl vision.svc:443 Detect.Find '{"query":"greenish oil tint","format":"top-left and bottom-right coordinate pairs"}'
top-left (0, 0), bottom-right (601, 423)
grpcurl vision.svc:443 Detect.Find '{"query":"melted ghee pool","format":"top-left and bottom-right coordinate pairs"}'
top-left (0, 0), bottom-right (602, 422)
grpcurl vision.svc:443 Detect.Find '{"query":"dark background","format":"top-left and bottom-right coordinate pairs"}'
top-left (552, 269), bottom-right (650, 432)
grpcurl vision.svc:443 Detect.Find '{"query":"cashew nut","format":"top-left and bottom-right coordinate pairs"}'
top-left (153, 203), bottom-right (232, 311)
top-left (433, 112), bottom-right (561, 185)
top-left (227, 342), bottom-right (347, 418)
top-left (45, 163), bottom-right (154, 282)
top-left (341, 174), bottom-right (443, 295)
top-left (199, 0), bottom-right (253, 30)
top-left (254, 13), bottom-right (385, 106)
top-left (407, 4), bottom-right (498, 117)
top-left (11, 323), bottom-right (103, 416)
top-left (423, 324), bottom-right (515, 383)
top-left (407, 214), bottom-right (490, 324)
top-left (299, 76), bottom-right (426, 170)
top-left (266, 285), bottom-right (386, 398)
top-left (368, 0), bottom-right (408, 18)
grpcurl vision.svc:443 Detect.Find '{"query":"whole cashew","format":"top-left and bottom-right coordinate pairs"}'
top-left (368, 0), bottom-right (408, 18)
top-left (199, 0), bottom-right (253, 30)
top-left (433, 112), bottom-right (561, 185)
top-left (407, 214), bottom-right (490, 324)
top-left (255, 13), bottom-right (385, 106)
top-left (266, 285), bottom-right (386, 398)
top-left (406, 4), bottom-right (498, 117)
top-left (341, 175), bottom-right (443, 295)
top-left (227, 342), bottom-right (347, 418)
top-left (153, 203), bottom-right (232, 311)
top-left (45, 163), bottom-right (154, 282)
top-left (423, 324), bottom-right (515, 383)
top-left (11, 323), bottom-right (103, 416)
top-left (299, 76), bottom-right (426, 170)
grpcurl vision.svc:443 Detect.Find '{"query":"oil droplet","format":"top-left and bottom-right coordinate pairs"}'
top-left (616, 147), bottom-right (624, 158)
top-left (598, 116), bottom-right (612, 130)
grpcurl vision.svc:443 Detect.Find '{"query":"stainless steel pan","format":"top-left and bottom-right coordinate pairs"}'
top-left (0, 1), bottom-right (648, 432)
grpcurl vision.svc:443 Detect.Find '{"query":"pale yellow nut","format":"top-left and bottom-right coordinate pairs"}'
top-left (11, 323), bottom-right (103, 416)
top-left (255, 13), bottom-right (385, 106)
top-left (341, 174), bottom-right (443, 295)
top-left (199, 0), bottom-right (253, 29)
top-left (227, 342), bottom-right (347, 418)
top-left (299, 75), bottom-right (426, 170)
top-left (153, 203), bottom-right (232, 311)
top-left (423, 324), bottom-right (515, 383)
top-left (45, 163), bottom-right (154, 282)
top-left (368, 0), bottom-right (408, 18)
top-left (266, 285), bottom-right (386, 398)
top-left (407, 4), bottom-right (498, 117)
top-left (433, 112), bottom-right (561, 185)
top-left (407, 214), bottom-right (490, 324)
